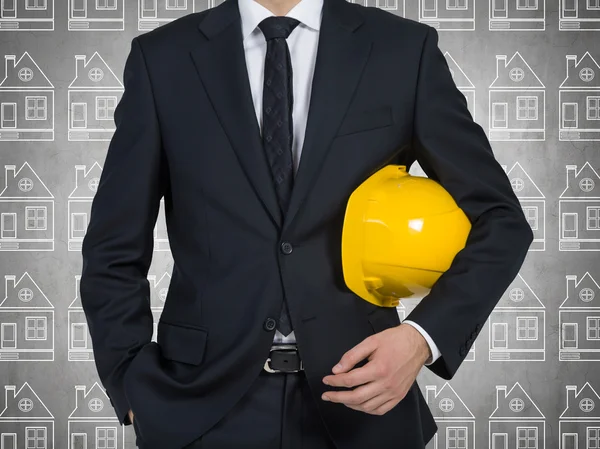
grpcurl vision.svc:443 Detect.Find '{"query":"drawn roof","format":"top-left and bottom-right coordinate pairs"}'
top-left (489, 382), bottom-right (545, 419)
top-left (0, 52), bottom-right (54, 89)
top-left (444, 52), bottom-right (475, 89)
top-left (495, 273), bottom-right (544, 309)
top-left (426, 382), bottom-right (475, 419)
top-left (68, 162), bottom-right (103, 199)
top-left (68, 52), bottom-right (123, 89)
top-left (489, 51), bottom-right (545, 89)
top-left (0, 272), bottom-right (54, 308)
top-left (560, 382), bottom-right (600, 419)
top-left (559, 272), bottom-right (600, 308)
top-left (502, 162), bottom-right (545, 199)
top-left (559, 162), bottom-right (600, 199)
top-left (0, 382), bottom-right (54, 419)
top-left (0, 162), bottom-right (54, 199)
top-left (559, 52), bottom-right (600, 89)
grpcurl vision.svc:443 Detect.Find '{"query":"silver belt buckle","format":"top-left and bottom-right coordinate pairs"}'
top-left (263, 344), bottom-right (303, 373)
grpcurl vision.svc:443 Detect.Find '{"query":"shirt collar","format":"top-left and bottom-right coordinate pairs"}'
top-left (238, 0), bottom-right (323, 41)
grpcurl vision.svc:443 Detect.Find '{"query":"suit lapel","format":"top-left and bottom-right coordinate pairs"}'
top-left (190, 0), bottom-right (372, 232)
top-left (283, 0), bottom-right (372, 233)
top-left (191, 0), bottom-right (283, 227)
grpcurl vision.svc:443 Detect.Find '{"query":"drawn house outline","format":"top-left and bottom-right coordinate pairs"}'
top-left (489, 382), bottom-right (546, 449)
top-left (559, 272), bottom-right (600, 361)
top-left (425, 382), bottom-right (475, 448)
top-left (0, 272), bottom-right (54, 362)
top-left (67, 162), bottom-right (102, 251)
top-left (68, 0), bottom-right (125, 30)
top-left (138, 0), bottom-right (226, 31)
top-left (67, 52), bottom-right (123, 141)
top-left (418, 0), bottom-right (475, 30)
top-left (501, 162), bottom-right (546, 251)
top-left (444, 51), bottom-right (477, 121)
top-left (559, 382), bottom-right (600, 449)
top-left (68, 275), bottom-right (94, 362)
top-left (0, 52), bottom-right (55, 141)
top-left (0, 0), bottom-right (54, 30)
top-left (0, 382), bottom-right (55, 448)
top-left (348, 0), bottom-right (405, 15)
top-left (489, 51), bottom-right (546, 141)
top-left (559, 0), bottom-right (600, 30)
top-left (67, 382), bottom-right (125, 448)
top-left (489, 273), bottom-right (546, 361)
top-left (558, 162), bottom-right (600, 251)
top-left (558, 52), bottom-right (600, 141)
top-left (489, 0), bottom-right (545, 31)
top-left (0, 162), bottom-right (55, 251)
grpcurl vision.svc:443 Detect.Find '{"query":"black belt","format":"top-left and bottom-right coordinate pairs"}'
top-left (264, 344), bottom-right (304, 373)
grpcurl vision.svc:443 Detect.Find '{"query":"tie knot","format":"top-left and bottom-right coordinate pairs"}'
top-left (258, 16), bottom-right (301, 41)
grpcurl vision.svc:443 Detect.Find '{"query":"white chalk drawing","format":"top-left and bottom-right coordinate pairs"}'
top-left (68, 0), bottom-right (124, 31)
top-left (0, 0), bottom-right (54, 30)
top-left (489, 0), bottom-right (545, 31)
top-left (559, 383), bottom-right (600, 449)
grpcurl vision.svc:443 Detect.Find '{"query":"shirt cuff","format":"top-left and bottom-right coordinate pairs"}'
top-left (403, 319), bottom-right (441, 366)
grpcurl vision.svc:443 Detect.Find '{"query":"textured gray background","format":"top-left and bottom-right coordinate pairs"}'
top-left (1, 0), bottom-right (599, 448)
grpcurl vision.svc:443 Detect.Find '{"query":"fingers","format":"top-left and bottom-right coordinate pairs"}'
top-left (322, 379), bottom-right (382, 406)
top-left (323, 362), bottom-right (378, 389)
top-left (331, 335), bottom-right (378, 374)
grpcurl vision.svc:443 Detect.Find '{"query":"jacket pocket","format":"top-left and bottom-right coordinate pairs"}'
top-left (335, 105), bottom-right (394, 137)
top-left (157, 319), bottom-right (209, 366)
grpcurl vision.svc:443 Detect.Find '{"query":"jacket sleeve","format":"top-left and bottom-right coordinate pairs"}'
top-left (403, 26), bottom-right (534, 380)
top-left (80, 36), bottom-right (168, 425)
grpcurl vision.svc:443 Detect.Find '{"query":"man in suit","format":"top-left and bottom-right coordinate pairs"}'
top-left (79, 0), bottom-right (534, 445)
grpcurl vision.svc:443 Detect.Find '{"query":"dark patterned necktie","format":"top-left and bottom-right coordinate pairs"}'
top-left (258, 16), bottom-right (300, 337)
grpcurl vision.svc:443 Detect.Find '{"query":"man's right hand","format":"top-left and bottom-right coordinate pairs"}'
top-left (128, 409), bottom-right (134, 423)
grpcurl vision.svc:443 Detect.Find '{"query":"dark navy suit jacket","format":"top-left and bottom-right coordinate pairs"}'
top-left (80, 0), bottom-right (534, 447)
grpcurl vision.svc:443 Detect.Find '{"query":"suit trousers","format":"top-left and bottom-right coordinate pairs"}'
top-left (181, 369), bottom-right (338, 449)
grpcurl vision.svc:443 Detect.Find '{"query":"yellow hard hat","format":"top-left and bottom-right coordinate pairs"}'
top-left (341, 164), bottom-right (472, 307)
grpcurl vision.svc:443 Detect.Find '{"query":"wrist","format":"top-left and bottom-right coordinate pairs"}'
top-left (402, 323), bottom-right (431, 363)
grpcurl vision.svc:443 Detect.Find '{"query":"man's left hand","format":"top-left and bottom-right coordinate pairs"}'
top-left (321, 323), bottom-right (431, 416)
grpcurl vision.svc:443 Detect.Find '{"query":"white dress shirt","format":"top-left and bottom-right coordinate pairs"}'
top-left (237, 0), bottom-right (441, 366)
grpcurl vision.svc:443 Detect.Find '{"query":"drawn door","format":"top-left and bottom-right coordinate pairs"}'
top-left (492, 0), bottom-right (507, 18)
top-left (492, 323), bottom-right (508, 349)
top-left (562, 103), bottom-right (578, 128)
top-left (563, 0), bottom-right (577, 18)
top-left (562, 323), bottom-right (578, 349)
top-left (422, 0), bottom-right (437, 18)
top-left (562, 213), bottom-right (578, 239)
top-left (1, 0), bottom-right (16, 18)
top-left (1, 323), bottom-right (17, 349)
top-left (492, 433), bottom-right (508, 449)
top-left (72, 0), bottom-right (87, 18)
top-left (1, 213), bottom-right (16, 239)
top-left (492, 103), bottom-right (508, 129)
top-left (1, 103), bottom-right (16, 128)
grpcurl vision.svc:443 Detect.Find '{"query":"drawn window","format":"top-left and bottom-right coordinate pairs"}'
top-left (517, 428), bottom-right (537, 448)
top-left (97, 427), bottom-right (117, 449)
top-left (166, 0), bottom-right (187, 8)
top-left (589, 0), bottom-right (600, 9)
top-left (96, 96), bottom-right (117, 120)
top-left (511, 177), bottom-right (525, 191)
top-left (88, 67), bottom-right (104, 82)
top-left (26, 0), bottom-right (47, 8)
top-left (510, 398), bottom-right (525, 412)
top-left (517, 317), bottom-right (538, 340)
top-left (517, 0), bottom-right (537, 8)
top-left (580, 67), bottom-right (595, 82)
top-left (587, 97), bottom-right (600, 120)
top-left (19, 398), bottom-right (33, 412)
top-left (25, 96), bottom-right (47, 120)
top-left (580, 178), bottom-right (595, 192)
top-left (159, 287), bottom-right (168, 302)
top-left (89, 397), bottom-right (104, 412)
top-left (18, 177), bottom-right (33, 192)
top-left (580, 397), bottom-right (595, 412)
top-left (509, 67), bottom-right (525, 82)
top-left (18, 67), bottom-right (34, 82)
top-left (588, 207), bottom-right (600, 230)
top-left (26, 428), bottom-right (46, 448)
top-left (510, 288), bottom-right (525, 302)
top-left (588, 427), bottom-right (600, 448)
top-left (517, 96), bottom-right (538, 120)
top-left (26, 317), bottom-right (47, 340)
top-left (439, 398), bottom-right (454, 412)
top-left (71, 323), bottom-right (87, 349)
top-left (97, 0), bottom-right (117, 9)
top-left (447, 427), bottom-right (467, 449)
top-left (376, 0), bottom-right (397, 9)
top-left (523, 207), bottom-right (538, 231)
top-left (25, 207), bottom-right (47, 230)
top-left (447, 0), bottom-right (467, 10)
top-left (88, 177), bottom-right (99, 191)
top-left (580, 288), bottom-right (595, 302)
top-left (588, 317), bottom-right (600, 340)
top-left (18, 288), bottom-right (33, 302)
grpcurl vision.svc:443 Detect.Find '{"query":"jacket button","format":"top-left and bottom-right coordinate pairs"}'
top-left (264, 317), bottom-right (277, 331)
top-left (280, 242), bottom-right (293, 255)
